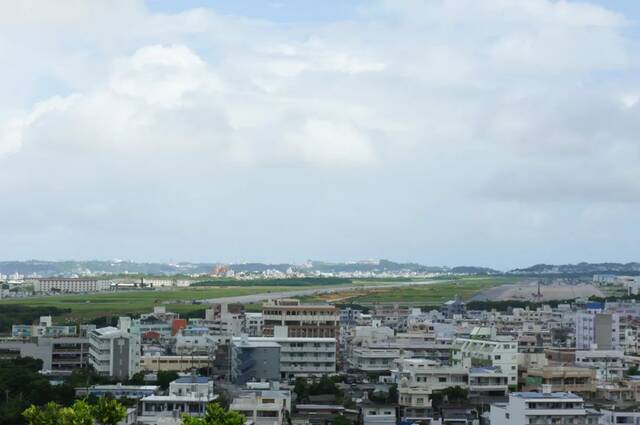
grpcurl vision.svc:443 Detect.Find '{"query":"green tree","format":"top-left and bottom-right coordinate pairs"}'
top-left (156, 370), bottom-right (180, 390)
top-left (333, 416), bottom-right (352, 425)
top-left (60, 400), bottom-right (93, 425)
top-left (23, 402), bottom-right (62, 425)
top-left (91, 397), bottom-right (127, 425)
top-left (182, 403), bottom-right (245, 425)
top-left (23, 398), bottom-right (126, 425)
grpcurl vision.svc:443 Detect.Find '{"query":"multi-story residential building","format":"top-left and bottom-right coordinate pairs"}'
top-left (451, 330), bottom-right (518, 388)
top-left (88, 317), bottom-right (141, 380)
top-left (141, 355), bottom-right (211, 373)
top-left (262, 299), bottom-right (339, 338)
top-left (350, 347), bottom-right (399, 372)
top-left (174, 327), bottom-right (217, 356)
top-left (599, 408), bottom-right (640, 425)
top-left (575, 349), bottom-right (626, 381)
top-left (0, 335), bottom-right (90, 374)
top-left (230, 384), bottom-right (291, 425)
top-left (340, 308), bottom-right (363, 326)
top-left (522, 365), bottom-right (596, 400)
top-left (231, 337), bottom-right (281, 385)
top-left (233, 327), bottom-right (337, 379)
top-left (489, 390), bottom-right (599, 425)
top-left (138, 376), bottom-right (217, 425)
top-left (359, 403), bottom-right (397, 425)
top-left (34, 278), bottom-right (111, 293)
top-left (204, 303), bottom-right (245, 336)
top-left (392, 358), bottom-right (467, 390)
top-left (575, 312), bottom-right (620, 350)
top-left (391, 357), bottom-right (507, 420)
top-left (468, 366), bottom-right (509, 400)
top-left (441, 297), bottom-right (465, 319)
top-left (245, 312), bottom-right (264, 337)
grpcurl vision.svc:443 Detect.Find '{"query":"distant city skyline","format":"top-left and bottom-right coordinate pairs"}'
top-left (1, 1), bottom-right (639, 270)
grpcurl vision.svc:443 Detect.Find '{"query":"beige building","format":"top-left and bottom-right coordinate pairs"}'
top-left (262, 299), bottom-right (339, 338)
top-left (522, 365), bottom-right (596, 400)
top-left (141, 355), bottom-right (211, 372)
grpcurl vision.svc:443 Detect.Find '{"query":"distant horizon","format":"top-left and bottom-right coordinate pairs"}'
top-left (1, 257), bottom-right (639, 273)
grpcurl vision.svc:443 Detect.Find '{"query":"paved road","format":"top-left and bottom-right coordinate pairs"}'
top-left (200, 280), bottom-right (439, 305)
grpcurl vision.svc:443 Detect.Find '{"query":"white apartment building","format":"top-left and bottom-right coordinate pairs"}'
top-left (204, 304), bottom-right (245, 336)
top-left (489, 390), bottom-right (599, 425)
top-left (34, 278), bottom-right (111, 293)
top-left (599, 409), bottom-right (640, 425)
top-left (230, 385), bottom-right (291, 425)
top-left (576, 312), bottom-right (620, 350)
top-left (350, 347), bottom-right (400, 372)
top-left (392, 358), bottom-right (508, 421)
top-left (233, 327), bottom-right (336, 379)
top-left (88, 317), bottom-right (141, 379)
top-left (452, 331), bottom-right (518, 388)
top-left (392, 358), bottom-right (467, 391)
top-left (575, 350), bottom-right (626, 381)
top-left (245, 313), bottom-right (264, 337)
top-left (360, 404), bottom-right (397, 425)
top-left (174, 327), bottom-right (217, 356)
top-left (139, 376), bottom-right (217, 425)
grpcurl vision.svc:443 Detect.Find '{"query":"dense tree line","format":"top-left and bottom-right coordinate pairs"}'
top-left (0, 305), bottom-right (70, 333)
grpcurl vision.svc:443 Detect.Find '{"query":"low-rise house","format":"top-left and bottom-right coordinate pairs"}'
top-left (138, 376), bottom-right (217, 425)
top-left (489, 389), bottom-right (599, 425)
top-left (230, 383), bottom-right (291, 425)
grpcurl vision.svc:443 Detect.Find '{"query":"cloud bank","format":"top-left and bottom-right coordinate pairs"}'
top-left (0, 0), bottom-right (639, 268)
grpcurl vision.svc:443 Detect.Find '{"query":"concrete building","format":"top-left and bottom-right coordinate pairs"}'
top-left (204, 303), bottom-right (245, 336)
top-left (0, 335), bottom-right (90, 374)
top-left (489, 390), bottom-right (599, 425)
top-left (88, 317), bottom-right (141, 380)
top-left (139, 376), bottom-right (217, 425)
top-left (522, 365), bottom-right (596, 399)
top-left (34, 278), bottom-right (111, 293)
top-left (262, 299), bottom-right (339, 338)
top-left (451, 330), bottom-right (518, 388)
top-left (575, 350), bottom-right (626, 381)
top-left (575, 312), bottom-right (620, 350)
top-left (231, 337), bottom-right (281, 385)
top-left (230, 384), bottom-right (291, 425)
top-left (350, 348), bottom-right (400, 372)
top-left (141, 355), bottom-right (211, 373)
top-left (245, 312), bottom-right (264, 337)
top-left (174, 327), bottom-right (217, 356)
top-left (441, 297), bottom-right (465, 319)
top-left (359, 403), bottom-right (396, 425)
top-left (75, 384), bottom-right (160, 399)
top-left (233, 327), bottom-right (337, 379)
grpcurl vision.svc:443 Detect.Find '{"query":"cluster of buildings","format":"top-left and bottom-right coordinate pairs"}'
top-left (6, 291), bottom-right (640, 424)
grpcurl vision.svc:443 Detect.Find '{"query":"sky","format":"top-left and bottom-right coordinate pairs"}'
top-left (1, 0), bottom-right (639, 270)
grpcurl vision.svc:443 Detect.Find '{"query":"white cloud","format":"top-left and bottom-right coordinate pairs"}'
top-left (0, 0), bottom-right (639, 266)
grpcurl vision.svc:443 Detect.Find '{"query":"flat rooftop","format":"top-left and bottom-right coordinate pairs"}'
top-left (512, 392), bottom-right (581, 400)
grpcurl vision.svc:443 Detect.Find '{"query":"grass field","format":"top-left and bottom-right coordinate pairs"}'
top-left (0, 286), bottom-right (297, 322)
top-left (0, 278), bottom-right (409, 322)
top-left (336, 276), bottom-right (518, 305)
